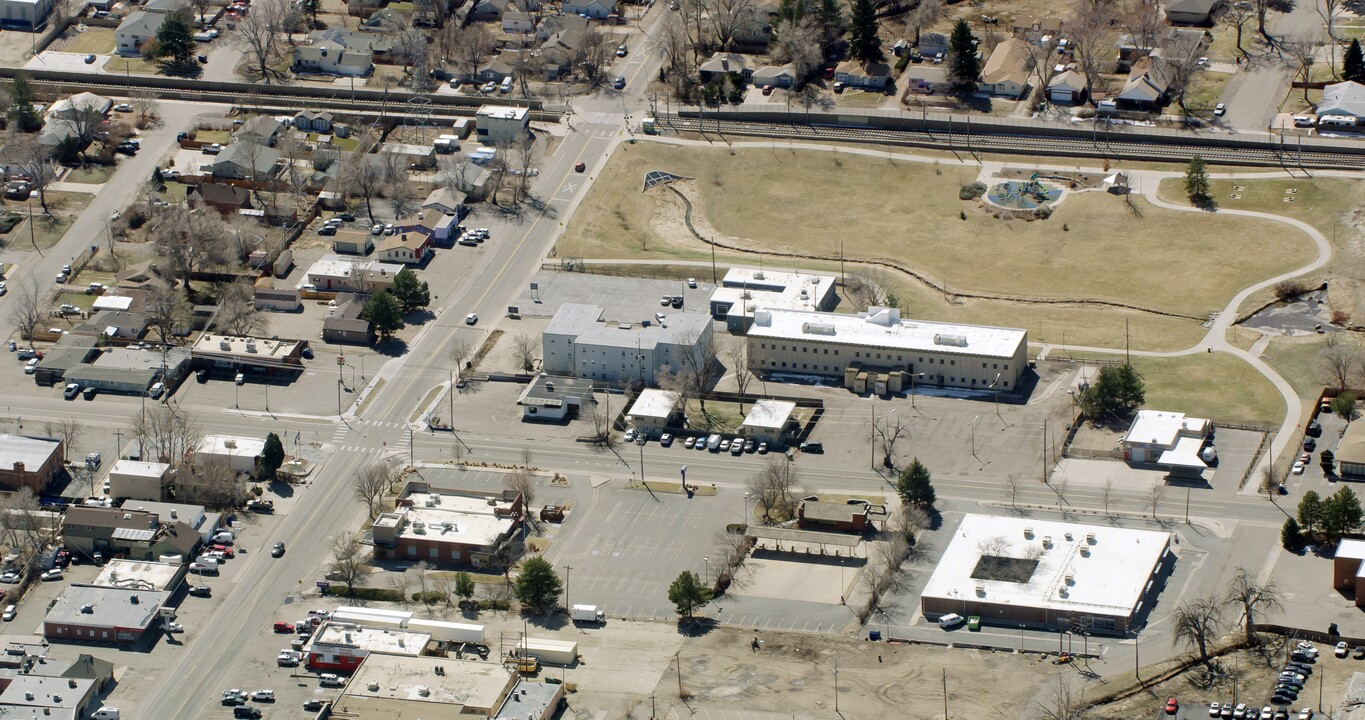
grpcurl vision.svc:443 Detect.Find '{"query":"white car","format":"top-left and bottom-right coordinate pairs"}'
top-left (234, 372), bottom-right (245, 385)
top-left (40, 569), bottom-right (62, 581)
top-left (148, 382), bottom-right (165, 399)
top-left (1214, 102), bottom-right (1226, 116)
top-left (23, 358), bottom-right (37, 374)
top-left (623, 428), bottom-right (636, 442)
top-left (165, 622), bottom-right (184, 633)
top-left (465, 313), bottom-right (478, 325)
top-left (277, 650), bottom-right (300, 666)
top-left (113, 103), bottom-right (132, 112)
top-left (1292, 461), bottom-right (1305, 475)
top-left (0, 572), bottom-right (18, 584)
top-left (1299, 709), bottom-right (1315, 720)
top-left (1337, 641), bottom-right (1350, 657)
top-left (1, 605), bottom-right (14, 621)
top-left (250, 690), bottom-right (274, 701)
top-left (687, 278), bottom-right (697, 288)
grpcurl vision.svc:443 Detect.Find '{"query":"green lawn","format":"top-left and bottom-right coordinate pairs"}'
top-left (195, 129), bottom-right (232, 144)
top-left (1181, 72), bottom-right (1230, 114)
top-left (1128, 353), bottom-right (1283, 427)
top-left (1262, 336), bottom-right (1328, 402)
top-left (102, 55), bottom-right (162, 77)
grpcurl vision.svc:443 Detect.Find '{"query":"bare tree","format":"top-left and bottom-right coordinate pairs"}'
top-left (503, 468), bottom-right (536, 509)
top-left (449, 337), bottom-right (475, 370)
top-left (1321, 0), bottom-right (1344, 76)
top-left (511, 133), bottom-right (536, 204)
top-left (129, 90), bottom-right (160, 127)
top-left (1069, 2), bottom-right (1114, 104)
top-left (1223, 1), bottom-right (1257, 62)
top-left (1318, 334), bottom-right (1360, 390)
top-left (145, 284), bottom-right (192, 344)
top-left (353, 462), bottom-right (395, 518)
top-left (577, 26), bottom-right (615, 87)
top-left (704, 0), bottom-right (755, 51)
top-left (48, 418), bottom-right (83, 461)
top-left (132, 403), bottom-right (201, 465)
top-left (771, 18), bottom-right (822, 83)
top-left (328, 531), bottom-right (373, 594)
top-left (511, 334), bottom-right (538, 373)
top-left (1284, 36), bottom-right (1322, 104)
top-left (873, 412), bottom-right (909, 470)
top-left (10, 277), bottom-right (45, 347)
top-left (188, 0), bottom-right (211, 24)
top-left (1023, 37), bottom-right (1062, 110)
top-left (148, 205), bottom-right (232, 291)
top-left (1160, 35), bottom-right (1209, 114)
top-left (1035, 672), bottom-right (1084, 720)
top-left (724, 336), bottom-right (756, 411)
top-left (659, 15), bottom-right (697, 96)
top-left (1006, 472), bottom-right (1021, 509)
top-left (1123, 0), bottom-right (1163, 53)
top-left (907, 0), bottom-right (941, 46)
top-left (1172, 594), bottom-right (1225, 665)
top-left (177, 456), bottom-right (246, 507)
top-left (6, 131), bottom-right (54, 214)
top-left (213, 280), bottom-right (264, 337)
top-left (747, 456), bottom-right (800, 522)
top-left (1253, 0), bottom-right (1292, 40)
top-left (1223, 567), bottom-right (1283, 643)
top-left (1150, 482), bottom-right (1166, 518)
top-left (276, 133), bottom-right (311, 208)
top-left (1101, 479), bottom-right (1113, 516)
top-left (845, 270), bottom-right (894, 311)
top-left (453, 24), bottom-right (495, 80)
top-left (234, 0), bottom-right (295, 82)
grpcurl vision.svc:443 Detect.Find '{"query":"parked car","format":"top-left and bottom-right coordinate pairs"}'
top-left (1165, 697), bottom-right (1179, 715)
top-left (233, 707), bottom-right (261, 719)
top-left (277, 649), bottom-right (300, 666)
top-left (83, 386), bottom-right (97, 400)
top-left (202, 143), bottom-right (223, 155)
top-left (250, 690), bottom-right (274, 702)
top-left (1338, 641), bottom-right (1350, 657)
top-left (273, 622), bottom-right (295, 633)
top-left (148, 382), bottom-right (165, 399)
top-left (730, 440), bottom-right (744, 456)
top-left (623, 429), bottom-right (636, 442)
top-left (687, 278), bottom-right (698, 288)
top-left (1214, 102), bottom-right (1226, 116)
top-left (616, 43), bottom-right (628, 56)
top-left (660, 433), bottom-right (673, 447)
top-left (319, 674), bottom-right (344, 687)
top-left (23, 358), bottom-right (37, 374)
top-left (84, 54), bottom-right (96, 63)
top-left (188, 585), bottom-right (211, 597)
top-left (613, 76), bottom-right (626, 89)
top-left (1, 605), bottom-right (14, 621)
top-left (40, 568), bottom-right (61, 581)
top-left (758, 442), bottom-right (768, 454)
top-left (684, 436), bottom-right (696, 449)
top-left (221, 690), bottom-right (246, 706)
top-left (1, 571), bottom-right (21, 584)
top-left (1292, 461), bottom-right (1305, 475)
top-left (303, 699), bottom-right (328, 711)
top-left (800, 441), bottom-right (824, 453)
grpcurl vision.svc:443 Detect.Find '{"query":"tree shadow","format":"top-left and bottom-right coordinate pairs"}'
top-left (370, 338), bottom-right (409, 357)
top-left (676, 617), bottom-right (717, 637)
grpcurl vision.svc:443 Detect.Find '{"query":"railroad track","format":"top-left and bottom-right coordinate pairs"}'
top-left (661, 114), bottom-right (1365, 170)
top-left (13, 75), bottom-right (565, 123)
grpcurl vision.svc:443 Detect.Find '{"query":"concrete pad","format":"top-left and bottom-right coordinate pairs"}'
top-left (1051, 457), bottom-right (1164, 490)
top-left (731, 555), bottom-right (855, 605)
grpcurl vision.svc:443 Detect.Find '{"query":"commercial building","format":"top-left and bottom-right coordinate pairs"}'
top-left (920, 514), bottom-right (1172, 636)
top-left (796, 496), bottom-right (873, 534)
top-left (338, 654), bottom-right (535, 718)
top-left (376, 233), bottom-right (432, 265)
top-left (305, 622), bottom-right (430, 671)
top-left (739, 399), bottom-right (797, 447)
top-left (0, 0), bottom-right (55, 28)
top-left (106, 460), bottom-right (171, 501)
top-left (191, 334), bottom-right (306, 376)
top-left (193, 435), bottom-right (265, 474)
top-left (43, 586), bottom-right (172, 645)
top-left (516, 374), bottom-right (593, 422)
top-left (1334, 539), bottom-right (1365, 606)
top-left (1339, 423), bottom-right (1365, 480)
top-left (0, 435), bottom-right (64, 493)
top-left (118, 500), bottom-right (219, 543)
top-left (87, 559), bottom-right (186, 592)
top-left (322, 293), bottom-right (374, 345)
top-left (60, 506), bottom-right (200, 560)
top-left (625, 389), bottom-right (682, 434)
top-left (475, 105), bottom-right (530, 144)
top-left (1121, 410), bottom-right (1212, 476)
top-left (745, 307), bottom-right (1028, 394)
top-left (303, 255), bottom-right (403, 294)
top-left (542, 303), bottom-right (715, 387)
top-left (708, 268), bottom-right (838, 332)
top-left (0, 674), bottom-right (99, 720)
top-left (369, 483), bottom-right (522, 567)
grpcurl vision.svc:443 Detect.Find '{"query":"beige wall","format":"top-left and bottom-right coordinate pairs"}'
top-left (747, 334), bottom-right (1027, 392)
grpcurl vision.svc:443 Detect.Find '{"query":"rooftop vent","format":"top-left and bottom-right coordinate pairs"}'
top-left (1086, 532), bottom-right (1096, 544)
top-left (1023, 526), bottom-right (1032, 538)
top-left (802, 322), bottom-right (836, 336)
top-left (219, 339), bottom-right (231, 351)
top-left (933, 334), bottom-right (968, 347)
top-left (1064, 532), bottom-right (1073, 541)
top-left (130, 595), bottom-right (139, 604)
top-left (1042, 536), bottom-right (1052, 548)
top-left (80, 604), bottom-right (93, 614)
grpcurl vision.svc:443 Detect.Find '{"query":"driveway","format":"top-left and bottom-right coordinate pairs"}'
top-left (1218, 1), bottom-right (1327, 130)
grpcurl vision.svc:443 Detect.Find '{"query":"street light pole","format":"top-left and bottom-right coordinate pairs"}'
top-left (832, 656), bottom-right (839, 713)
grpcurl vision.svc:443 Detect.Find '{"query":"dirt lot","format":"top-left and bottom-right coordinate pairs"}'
top-left (634, 626), bottom-right (1062, 720)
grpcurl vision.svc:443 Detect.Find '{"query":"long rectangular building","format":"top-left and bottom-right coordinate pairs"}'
top-left (541, 303), bottom-right (714, 387)
top-left (745, 306), bottom-right (1028, 392)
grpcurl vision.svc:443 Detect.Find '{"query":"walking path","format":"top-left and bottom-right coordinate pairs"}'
top-left (596, 135), bottom-right (1351, 478)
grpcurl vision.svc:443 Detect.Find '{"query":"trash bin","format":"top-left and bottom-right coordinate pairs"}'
top-left (868, 630), bottom-right (882, 641)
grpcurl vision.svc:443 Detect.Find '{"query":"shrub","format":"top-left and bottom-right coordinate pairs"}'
top-left (340, 587), bottom-right (404, 602)
top-left (959, 181), bottom-right (987, 200)
top-left (1333, 309), bottom-right (1351, 326)
top-left (478, 598), bottom-right (511, 611)
top-left (410, 590), bottom-right (446, 604)
top-left (1274, 280), bottom-right (1307, 300)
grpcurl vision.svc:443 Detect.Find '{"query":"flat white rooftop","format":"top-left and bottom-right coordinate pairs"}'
top-left (192, 334), bottom-right (300, 361)
top-left (343, 655), bottom-right (514, 710)
top-left (311, 622), bottom-right (428, 657)
top-left (1124, 410), bottom-right (1209, 448)
top-left (476, 105), bottom-right (528, 121)
top-left (195, 435), bottom-right (265, 458)
top-left (921, 514), bottom-right (1170, 620)
top-left (88, 559), bottom-right (182, 592)
top-left (627, 389), bottom-right (679, 420)
top-left (711, 268), bottom-right (837, 316)
top-left (108, 460), bottom-right (169, 479)
top-left (741, 399), bottom-right (795, 431)
top-left (398, 492), bottom-right (514, 547)
top-left (747, 307), bottom-right (1027, 359)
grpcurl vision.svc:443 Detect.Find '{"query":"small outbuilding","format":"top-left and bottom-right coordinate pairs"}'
top-left (517, 374), bottom-right (594, 422)
top-left (739, 399), bottom-right (796, 447)
top-left (625, 388), bottom-right (682, 433)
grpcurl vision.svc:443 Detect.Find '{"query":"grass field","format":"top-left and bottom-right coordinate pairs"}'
top-left (1128, 352), bottom-right (1283, 426)
top-left (102, 55), bottom-right (163, 77)
top-left (65, 165), bottom-right (116, 185)
top-left (194, 129), bottom-right (232, 144)
top-left (1262, 335), bottom-right (1328, 401)
top-left (62, 28), bottom-right (114, 55)
top-left (561, 142), bottom-right (1313, 319)
top-left (1156, 175), bottom-right (1361, 238)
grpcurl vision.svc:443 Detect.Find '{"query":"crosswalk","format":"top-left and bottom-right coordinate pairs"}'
top-left (363, 420), bottom-right (404, 429)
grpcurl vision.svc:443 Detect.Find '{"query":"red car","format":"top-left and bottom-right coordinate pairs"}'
top-left (1164, 696), bottom-right (1178, 715)
top-left (574, 162), bottom-right (585, 173)
top-left (273, 622), bottom-right (294, 633)
top-left (822, 66), bottom-right (835, 80)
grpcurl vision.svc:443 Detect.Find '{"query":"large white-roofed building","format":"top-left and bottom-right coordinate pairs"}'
top-left (541, 304), bottom-right (715, 387)
top-left (920, 514), bottom-right (1172, 636)
top-left (708, 268), bottom-right (838, 332)
top-left (745, 306), bottom-right (1028, 394)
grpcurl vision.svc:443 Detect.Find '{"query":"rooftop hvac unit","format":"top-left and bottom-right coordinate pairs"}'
top-left (1023, 527), bottom-right (1033, 537)
top-left (754, 271), bottom-right (764, 280)
top-left (368, 682), bottom-right (379, 692)
top-left (1058, 587), bottom-right (1067, 596)
top-left (434, 494), bottom-right (442, 505)
top-left (413, 521), bottom-right (426, 534)
top-left (933, 333), bottom-right (968, 347)
top-left (1064, 532), bottom-right (1073, 541)
top-left (1079, 546), bottom-right (1090, 556)
top-left (80, 604), bottom-right (94, 614)
top-left (424, 497), bottom-right (435, 507)
top-left (1086, 532), bottom-right (1096, 544)
top-left (245, 340), bottom-right (257, 353)
top-left (1042, 536), bottom-right (1052, 548)
top-left (1064, 573), bottom-right (1074, 585)
top-left (219, 339), bottom-right (231, 351)
top-left (23, 692), bottom-right (32, 701)
top-left (975, 585), bottom-right (984, 596)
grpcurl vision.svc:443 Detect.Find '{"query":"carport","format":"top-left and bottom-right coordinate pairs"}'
top-left (746, 526), bottom-right (864, 558)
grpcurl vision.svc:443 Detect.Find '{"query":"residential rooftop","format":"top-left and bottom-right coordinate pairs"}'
top-left (627, 389), bottom-right (680, 420)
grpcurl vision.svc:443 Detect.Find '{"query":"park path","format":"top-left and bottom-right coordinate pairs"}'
top-left (605, 135), bottom-right (1354, 475)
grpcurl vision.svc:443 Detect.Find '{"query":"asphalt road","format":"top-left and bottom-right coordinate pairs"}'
top-left (1218, 1), bottom-right (1327, 130)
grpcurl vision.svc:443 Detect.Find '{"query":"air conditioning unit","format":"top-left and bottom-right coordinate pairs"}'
top-left (1064, 573), bottom-right (1074, 585)
top-left (1042, 536), bottom-right (1052, 548)
top-left (1023, 527), bottom-right (1033, 537)
top-left (1064, 532), bottom-right (1073, 541)
top-left (1085, 532), bottom-right (1096, 544)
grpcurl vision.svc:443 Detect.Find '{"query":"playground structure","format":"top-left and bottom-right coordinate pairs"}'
top-left (986, 174), bottom-right (1062, 210)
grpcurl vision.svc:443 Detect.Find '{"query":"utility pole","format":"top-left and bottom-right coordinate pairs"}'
top-left (832, 656), bottom-right (839, 713)
top-left (942, 668), bottom-right (949, 720)
top-left (409, 428), bottom-right (414, 467)
top-left (1041, 422), bottom-right (1048, 483)
top-left (675, 651), bottom-right (683, 697)
top-left (564, 564), bottom-right (573, 610)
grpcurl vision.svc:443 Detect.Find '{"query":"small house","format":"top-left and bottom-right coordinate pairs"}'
top-left (751, 64), bottom-right (797, 89)
top-left (189, 183), bottom-right (251, 214)
top-left (376, 233), bottom-right (432, 265)
top-left (699, 52), bottom-right (751, 83)
top-left (294, 110), bottom-right (334, 133)
top-left (331, 229), bottom-right (375, 255)
top-left (1164, 0), bottom-right (1220, 25)
top-left (834, 61), bottom-right (891, 89)
top-left (1047, 69), bottom-right (1088, 104)
top-left (322, 293), bottom-right (373, 345)
top-left (978, 38), bottom-right (1033, 99)
top-left (562, 0), bottom-right (612, 19)
top-left (918, 31), bottom-right (949, 58)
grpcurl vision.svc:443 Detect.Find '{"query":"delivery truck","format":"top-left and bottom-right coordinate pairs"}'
top-left (571, 604), bottom-right (604, 624)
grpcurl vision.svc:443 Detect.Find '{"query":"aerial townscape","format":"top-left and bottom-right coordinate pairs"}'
top-left (0, 0), bottom-right (1363, 717)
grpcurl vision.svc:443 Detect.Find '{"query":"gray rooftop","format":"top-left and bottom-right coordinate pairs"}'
top-left (518, 375), bottom-right (594, 407)
top-left (44, 586), bottom-right (169, 630)
top-left (0, 435), bottom-right (61, 471)
top-left (547, 303), bottom-right (713, 351)
top-left (494, 681), bottom-right (562, 719)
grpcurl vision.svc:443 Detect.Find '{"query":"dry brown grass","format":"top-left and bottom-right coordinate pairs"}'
top-left (559, 142), bottom-right (1312, 329)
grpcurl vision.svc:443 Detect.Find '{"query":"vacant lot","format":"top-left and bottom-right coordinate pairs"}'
top-left (1062, 350), bottom-right (1283, 426)
top-left (561, 144), bottom-right (1311, 319)
top-left (59, 28), bottom-right (115, 55)
top-left (1262, 335), bottom-right (1328, 401)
